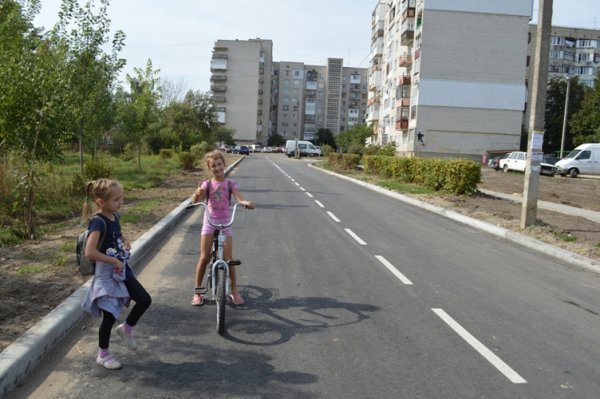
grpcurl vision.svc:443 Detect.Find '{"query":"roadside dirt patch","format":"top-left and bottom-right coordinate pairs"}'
top-left (1, 161), bottom-right (599, 352)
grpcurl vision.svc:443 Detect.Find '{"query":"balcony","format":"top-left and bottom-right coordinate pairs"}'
top-left (367, 95), bottom-right (380, 106)
top-left (399, 54), bottom-right (413, 67)
top-left (210, 74), bottom-right (227, 82)
top-left (396, 97), bottom-right (411, 107)
top-left (402, 7), bottom-right (415, 21)
top-left (401, 30), bottom-right (414, 46)
top-left (395, 120), bottom-right (409, 130)
top-left (211, 85), bottom-right (226, 93)
top-left (397, 75), bottom-right (411, 86)
top-left (212, 96), bottom-right (226, 103)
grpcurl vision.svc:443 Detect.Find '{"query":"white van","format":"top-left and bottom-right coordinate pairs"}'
top-left (285, 140), bottom-right (320, 157)
top-left (250, 144), bottom-right (262, 153)
top-left (556, 143), bottom-right (600, 178)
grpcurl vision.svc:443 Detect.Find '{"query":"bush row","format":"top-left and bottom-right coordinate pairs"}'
top-left (363, 155), bottom-right (480, 194)
top-left (327, 153), bottom-right (480, 195)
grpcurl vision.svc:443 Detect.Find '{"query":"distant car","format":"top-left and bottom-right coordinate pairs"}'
top-left (499, 151), bottom-right (556, 176)
top-left (262, 146), bottom-right (273, 153)
top-left (238, 145), bottom-right (250, 155)
top-left (543, 155), bottom-right (560, 165)
top-left (489, 154), bottom-right (509, 170)
top-left (219, 145), bottom-right (233, 153)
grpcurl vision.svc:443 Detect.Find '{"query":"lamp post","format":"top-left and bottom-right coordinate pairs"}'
top-left (560, 76), bottom-right (571, 158)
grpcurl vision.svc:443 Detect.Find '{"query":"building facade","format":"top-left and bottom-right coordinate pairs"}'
top-left (210, 39), bottom-right (368, 145)
top-left (367, 0), bottom-right (533, 160)
top-left (210, 39), bottom-right (273, 145)
top-left (271, 59), bottom-right (368, 142)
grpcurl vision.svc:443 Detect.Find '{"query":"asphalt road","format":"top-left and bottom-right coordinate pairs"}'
top-left (7, 155), bottom-right (600, 399)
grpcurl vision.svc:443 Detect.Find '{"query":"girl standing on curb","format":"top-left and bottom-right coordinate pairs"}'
top-left (81, 179), bottom-right (152, 370)
top-left (191, 150), bottom-right (254, 306)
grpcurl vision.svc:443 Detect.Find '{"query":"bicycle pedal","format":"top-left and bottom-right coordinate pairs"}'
top-left (193, 287), bottom-right (207, 294)
top-left (228, 259), bottom-right (242, 266)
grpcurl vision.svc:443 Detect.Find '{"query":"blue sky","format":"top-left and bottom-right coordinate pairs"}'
top-left (33, 0), bottom-right (600, 93)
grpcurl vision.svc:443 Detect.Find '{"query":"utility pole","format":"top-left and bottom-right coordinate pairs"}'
top-left (521, 0), bottom-right (553, 229)
top-left (560, 77), bottom-right (571, 158)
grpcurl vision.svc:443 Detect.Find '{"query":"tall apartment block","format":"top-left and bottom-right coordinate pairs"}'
top-left (367, 0), bottom-right (532, 160)
top-left (210, 39), bottom-right (273, 145)
top-left (523, 25), bottom-right (600, 129)
top-left (271, 59), bottom-right (368, 142)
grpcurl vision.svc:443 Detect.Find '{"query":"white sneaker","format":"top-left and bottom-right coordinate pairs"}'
top-left (116, 323), bottom-right (137, 351)
top-left (96, 354), bottom-right (122, 370)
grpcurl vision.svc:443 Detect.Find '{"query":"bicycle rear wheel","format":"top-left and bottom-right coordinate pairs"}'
top-left (215, 268), bottom-right (227, 335)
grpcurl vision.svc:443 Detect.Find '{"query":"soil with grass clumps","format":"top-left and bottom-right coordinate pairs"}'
top-left (1, 160), bottom-right (599, 353)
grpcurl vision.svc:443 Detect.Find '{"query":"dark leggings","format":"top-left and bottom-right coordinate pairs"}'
top-left (99, 278), bottom-right (152, 349)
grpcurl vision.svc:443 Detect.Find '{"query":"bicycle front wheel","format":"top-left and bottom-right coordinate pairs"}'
top-left (215, 268), bottom-right (227, 335)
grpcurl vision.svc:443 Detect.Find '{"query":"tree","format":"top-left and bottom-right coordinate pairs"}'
top-left (543, 77), bottom-right (585, 154)
top-left (53, 0), bottom-right (125, 173)
top-left (119, 59), bottom-right (161, 170)
top-left (267, 132), bottom-right (285, 147)
top-left (570, 74), bottom-right (600, 146)
top-left (0, 0), bottom-right (72, 238)
top-left (316, 128), bottom-right (336, 149)
top-left (214, 126), bottom-right (235, 146)
top-left (335, 124), bottom-right (373, 153)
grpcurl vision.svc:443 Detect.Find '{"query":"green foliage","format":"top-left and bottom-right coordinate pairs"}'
top-left (544, 77), bottom-right (586, 154)
top-left (178, 151), bottom-right (195, 170)
top-left (268, 132), bottom-right (285, 147)
top-left (321, 144), bottom-right (334, 156)
top-left (326, 153), bottom-right (361, 170)
top-left (362, 155), bottom-right (480, 194)
top-left (316, 128), bottom-right (336, 149)
top-left (379, 142), bottom-right (397, 156)
top-left (84, 159), bottom-right (113, 180)
top-left (190, 142), bottom-right (212, 161)
top-left (159, 149), bottom-right (174, 159)
top-left (335, 124), bottom-right (374, 153)
top-left (570, 74), bottom-right (600, 145)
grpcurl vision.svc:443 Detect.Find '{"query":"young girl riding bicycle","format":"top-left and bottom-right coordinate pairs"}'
top-left (191, 150), bottom-right (254, 306)
top-left (81, 179), bottom-right (152, 370)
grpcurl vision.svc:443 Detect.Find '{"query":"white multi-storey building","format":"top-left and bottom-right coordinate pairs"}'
top-left (367, 0), bottom-right (533, 160)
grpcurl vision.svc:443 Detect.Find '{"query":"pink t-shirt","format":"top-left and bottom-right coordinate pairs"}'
top-left (200, 179), bottom-right (237, 220)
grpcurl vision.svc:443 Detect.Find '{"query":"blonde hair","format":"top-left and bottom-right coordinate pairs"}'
top-left (81, 178), bottom-right (123, 222)
top-left (204, 150), bottom-right (226, 169)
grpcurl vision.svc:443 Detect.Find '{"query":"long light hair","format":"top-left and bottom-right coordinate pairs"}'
top-left (81, 179), bottom-right (122, 222)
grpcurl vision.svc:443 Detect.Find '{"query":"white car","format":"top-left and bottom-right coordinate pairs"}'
top-left (498, 151), bottom-right (557, 176)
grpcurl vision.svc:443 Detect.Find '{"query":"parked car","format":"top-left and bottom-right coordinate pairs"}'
top-left (498, 151), bottom-right (557, 176)
top-left (261, 146), bottom-right (273, 153)
top-left (219, 145), bottom-right (233, 153)
top-left (232, 145), bottom-right (250, 155)
top-left (489, 154), bottom-right (509, 170)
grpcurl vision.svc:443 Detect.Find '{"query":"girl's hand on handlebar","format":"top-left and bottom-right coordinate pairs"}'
top-left (244, 200), bottom-right (254, 209)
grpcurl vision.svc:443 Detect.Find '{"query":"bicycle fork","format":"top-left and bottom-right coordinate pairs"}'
top-left (208, 232), bottom-right (231, 300)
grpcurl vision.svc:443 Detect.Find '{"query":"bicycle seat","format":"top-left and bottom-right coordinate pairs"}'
top-left (227, 259), bottom-right (242, 266)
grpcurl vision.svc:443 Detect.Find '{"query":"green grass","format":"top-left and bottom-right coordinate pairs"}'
top-left (555, 231), bottom-right (577, 242)
top-left (17, 263), bottom-right (49, 275)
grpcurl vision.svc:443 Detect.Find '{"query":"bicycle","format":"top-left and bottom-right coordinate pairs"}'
top-left (187, 201), bottom-right (243, 335)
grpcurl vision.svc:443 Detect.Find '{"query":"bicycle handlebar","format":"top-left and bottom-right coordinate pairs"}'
top-left (185, 201), bottom-right (242, 229)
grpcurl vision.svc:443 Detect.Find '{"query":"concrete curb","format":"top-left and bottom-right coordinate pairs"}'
top-left (311, 164), bottom-right (600, 274)
top-left (0, 156), bottom-right (244, 397)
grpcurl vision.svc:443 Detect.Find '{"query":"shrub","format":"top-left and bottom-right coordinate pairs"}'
top-left (378, 142), bottom-right (397, 156)
top-left (178, 151), bottom-right (195, 170)
top-left (321, 144), bottom-right (334, 156)
top-left (190, 142), bottom-right (212, 162)
top-left (362, 145), bottom-right (381, 156)
top-left (84, 160), bottom-right (113, 180)
top-left (159, 149), bottom-right (174, 159)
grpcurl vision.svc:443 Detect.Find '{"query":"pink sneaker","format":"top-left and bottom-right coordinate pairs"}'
top-left (229, 292), bottom-right (244, 305)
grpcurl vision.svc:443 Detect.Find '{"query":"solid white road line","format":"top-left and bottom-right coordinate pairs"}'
top-left (345, 228), bottom-right (367, 245)
top-left (431, 308), bottom-right (527, 384)
top-left (315, 200), bottom-right (325, 208)
top-left (374, 255), bottom-right (413, 285)
top-left (327, 211), bottom-right (340, 222)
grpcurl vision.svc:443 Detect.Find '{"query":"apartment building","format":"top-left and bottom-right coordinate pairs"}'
top-left (210, 38), bottom-right (273, 145)
top-left (270, 59), bottom-right (368, 142)
top-left (523, 25), bottom-right (600, 129)
top-left (367, 0), bottom-right (532, 160)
